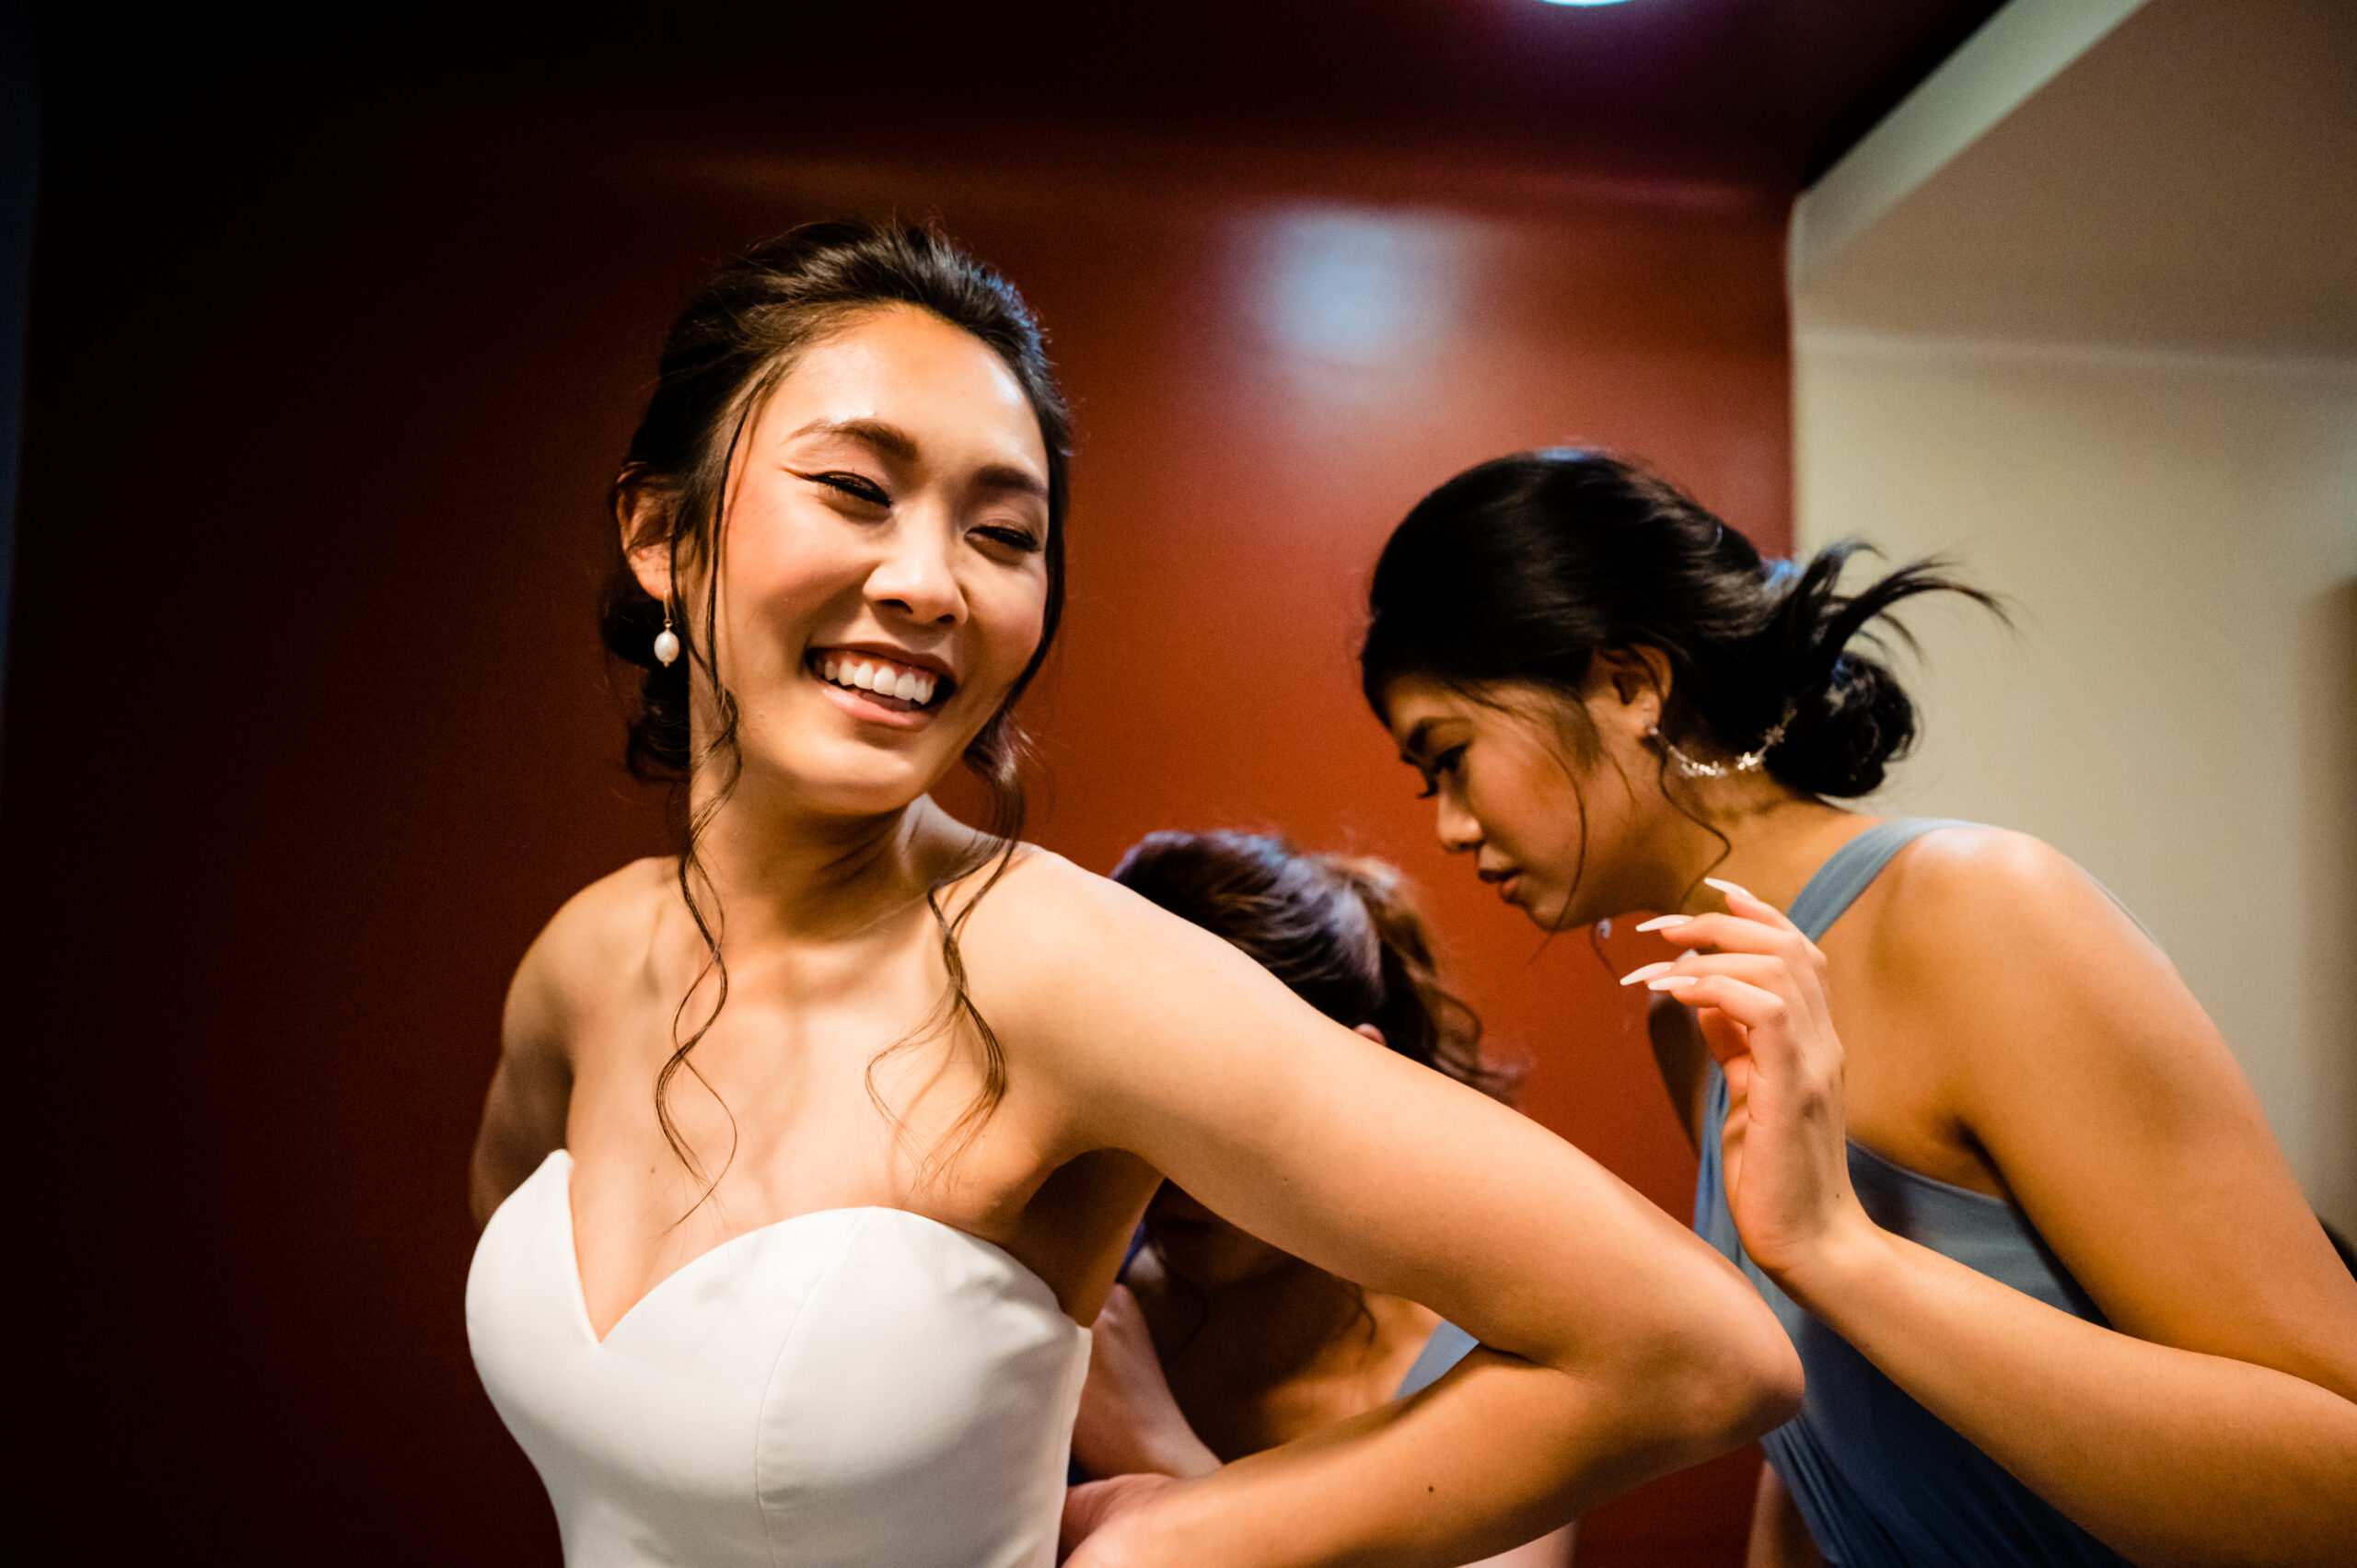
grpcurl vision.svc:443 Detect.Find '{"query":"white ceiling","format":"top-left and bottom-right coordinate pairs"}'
top-left (1794, 0), bottom-right (2357, 358)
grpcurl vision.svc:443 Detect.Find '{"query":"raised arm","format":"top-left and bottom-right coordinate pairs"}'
top-left (1654, 843), bottom-right (2357, 1568)
top-left (966, 856), bottom-right (1801, 1568)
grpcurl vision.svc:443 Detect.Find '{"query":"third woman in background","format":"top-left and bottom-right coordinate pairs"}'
top-left (1359, 449), bottom-right (2357, 1568)
top-left (1070, 830), bottom-right (1575, 1567)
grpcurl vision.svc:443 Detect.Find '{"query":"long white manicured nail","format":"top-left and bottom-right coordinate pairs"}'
top-left (1647, 975), bottom-right (1700, 991)
top-left (1702, 877), bottom-right (1757, 902)
top-left (1619, 961), bottom-right (1675, 987)
top-left (1634, 913), bottom-right (1692, 932)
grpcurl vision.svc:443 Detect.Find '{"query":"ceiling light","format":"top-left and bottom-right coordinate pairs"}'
top-left (1538, 1), bottom-right (1641, 7)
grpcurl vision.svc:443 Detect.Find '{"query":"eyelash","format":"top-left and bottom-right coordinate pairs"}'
top-left (1414, 745), bottom-right (1468, 798)
top-left (975, 525), bottom-right (1045, 554)
top-left (804, 470), bottom-right (1041, 554)
top-left (812, 471), bottom-right (888, 505)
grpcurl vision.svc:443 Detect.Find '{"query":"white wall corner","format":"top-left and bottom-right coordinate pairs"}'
top-left (1789, 0), bottom-right (2149, 294)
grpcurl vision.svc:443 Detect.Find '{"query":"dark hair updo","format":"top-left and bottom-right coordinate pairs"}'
top-left (1111, 830), bottom-right (1520, 1105)
top-left (600, 221), bottom-right (1072, 1191)
top-left (1360, 449), bottom-right (2001, 798)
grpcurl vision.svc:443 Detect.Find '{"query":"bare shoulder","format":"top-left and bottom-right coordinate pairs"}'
top-left (951, 846), bottom-right (1249, 1008)
top-left (1845, 821), bottom-right (2204, 1141)
top-left (505, 856), bottom-right (674, 1052)
top-left (949, 842), bottom-right (1317, 1083)
top-left (1875, 823), bottom-right (2104, 921)
top-left (1858, 844), bottom-right (2357, 1374)
top-left (473, 858), bottom-right (670, 1223)
top-left (1864, 824), bottom-right (2167, 991)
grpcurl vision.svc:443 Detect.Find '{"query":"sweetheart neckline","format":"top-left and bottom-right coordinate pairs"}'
top-left (532, 1150), bottom-right (1084, 1345)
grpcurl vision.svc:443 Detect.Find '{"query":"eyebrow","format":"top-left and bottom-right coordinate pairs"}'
top-left (789, 417), bottom-right (1049, 501)
top-left (1398, 719), bottom-right (1436, 763)
top-left (792, 417), bottom-right (920, 463)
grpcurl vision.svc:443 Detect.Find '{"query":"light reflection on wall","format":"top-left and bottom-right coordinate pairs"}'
top-left (1240, 205), bottom-right (1469, 374)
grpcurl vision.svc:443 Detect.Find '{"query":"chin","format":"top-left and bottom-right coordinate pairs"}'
top-left (738, 736), bottom-right (949, 816)
top-left (1523, 889), bottom-right (1585, 932)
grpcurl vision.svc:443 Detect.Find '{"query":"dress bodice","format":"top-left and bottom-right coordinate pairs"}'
top-left (468, 1150), bottom-right (1090, 1568)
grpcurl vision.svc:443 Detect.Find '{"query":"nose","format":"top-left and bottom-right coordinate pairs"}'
top-left (866, 510), bottom-right (967, 627)
top-left (1434, 787), bottom-right (1481, 856)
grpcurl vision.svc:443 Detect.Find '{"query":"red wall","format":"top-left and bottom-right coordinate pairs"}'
top-left (6, 99), bottom-right (1788, 1564)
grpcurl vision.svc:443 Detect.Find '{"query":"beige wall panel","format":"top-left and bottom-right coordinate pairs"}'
top-left (1795, 338), bottom-right (2356, 1230)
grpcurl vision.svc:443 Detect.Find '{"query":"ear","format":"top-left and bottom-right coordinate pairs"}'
top-left (1352, 1023), bottom-right (1387, 1047)
top-left (615, 470), bottom-right (677, 608)
top-left (1585, 645), bottom-right (1674, 738)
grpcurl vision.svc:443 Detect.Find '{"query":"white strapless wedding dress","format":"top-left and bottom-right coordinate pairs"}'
top-left (468, 1150), bottom-right (1090, 1567)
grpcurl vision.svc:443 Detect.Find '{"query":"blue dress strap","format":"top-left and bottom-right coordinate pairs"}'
top-left (1785, 818), bottom-right (1973, 942)
top-left (1395, 1319), bottom-right (1480, 1400)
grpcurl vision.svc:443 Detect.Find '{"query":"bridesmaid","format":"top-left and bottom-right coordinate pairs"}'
top-left (1357, 448), bottom-right (2357, 1568)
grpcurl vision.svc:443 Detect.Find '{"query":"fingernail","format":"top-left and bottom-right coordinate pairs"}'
top-left (1702, 877), bottom-right (1756, 902)
top-left (1618, 961), bottom-right (1675, 986)
top-left (1647, 975), bottom-right (1700, 991)
top-left (1633, 914), bottom-right (1692, 932)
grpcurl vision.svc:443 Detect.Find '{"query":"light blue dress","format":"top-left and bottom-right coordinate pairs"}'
top-left (1694, 818), bottom-right (2133, 1566)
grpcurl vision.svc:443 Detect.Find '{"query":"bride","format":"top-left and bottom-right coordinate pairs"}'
top-left (464, 220), bottom-right (1800, 1568)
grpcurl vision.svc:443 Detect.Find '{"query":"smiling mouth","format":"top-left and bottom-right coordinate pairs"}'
top-left (808, 650), bottom-right (952, 714)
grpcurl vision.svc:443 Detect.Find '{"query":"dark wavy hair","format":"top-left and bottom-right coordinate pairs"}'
top-left (1110, 830), bottom-right (1520, 1105)
top-left (600, 220), bottom-right (1070, 1191)
top-left (1361, 449), bottom-right (2002, 842)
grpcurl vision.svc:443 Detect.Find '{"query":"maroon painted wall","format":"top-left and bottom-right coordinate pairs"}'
top-left (6, 96), bottom-right (1788, 1564)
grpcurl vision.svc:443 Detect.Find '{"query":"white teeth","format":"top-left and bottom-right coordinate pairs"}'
top-left (816, 654), bottom-right (938, 707)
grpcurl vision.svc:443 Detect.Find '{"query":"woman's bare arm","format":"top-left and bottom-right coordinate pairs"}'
top-left (466, 881), bottom-right (612, 1229)
top-left (1075, 1286), bottom-right (1578, 1566)
top-left (969, 855), bottom-right (1802, 1568)
top-left (1657, 843), bottom-right (2357, 1568)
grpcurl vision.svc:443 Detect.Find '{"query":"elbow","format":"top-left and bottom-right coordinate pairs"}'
top-left (1720, 1313), bottom-right (1805, 1447)
top-left (1646, 1289), bottom-right (1804, 1463)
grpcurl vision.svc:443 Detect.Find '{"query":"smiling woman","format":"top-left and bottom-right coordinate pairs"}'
top-left (594, 229), bottom-right (1069, 1178)
top-left (463, 224), bottom-right (1803, 1568)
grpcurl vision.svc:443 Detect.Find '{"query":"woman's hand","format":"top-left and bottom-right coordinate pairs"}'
top-left (1072, 1283), bottom-right (1221, 1481)
top-left (1631, 879), bottom-right (1874, 1292)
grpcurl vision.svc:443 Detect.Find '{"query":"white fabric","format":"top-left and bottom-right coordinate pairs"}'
top-left (468, 1149), bottom-right (1090, 1568)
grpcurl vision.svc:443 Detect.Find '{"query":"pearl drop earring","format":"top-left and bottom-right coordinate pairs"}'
top-left (653, 605), bottom-right (680, 668)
